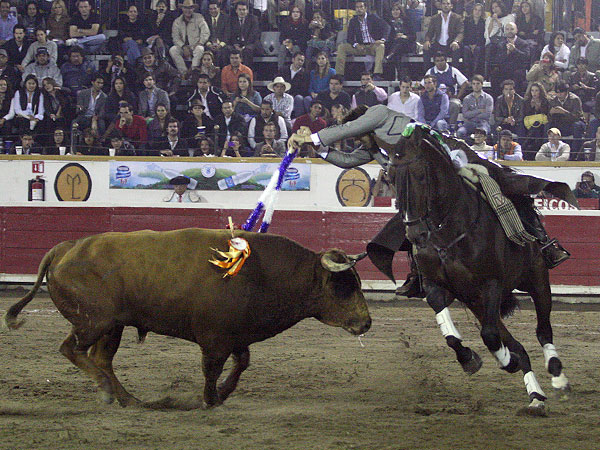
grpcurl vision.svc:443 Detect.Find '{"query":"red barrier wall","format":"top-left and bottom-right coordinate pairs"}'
top-left (1, 207), bottom-right (598, 286)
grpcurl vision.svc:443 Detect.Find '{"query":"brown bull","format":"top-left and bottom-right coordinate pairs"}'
top-left (3, 229), bottom-right (371, 408)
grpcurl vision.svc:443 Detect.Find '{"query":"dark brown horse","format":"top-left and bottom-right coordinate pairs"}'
top-left (388, 124), bottom-right (572, 415)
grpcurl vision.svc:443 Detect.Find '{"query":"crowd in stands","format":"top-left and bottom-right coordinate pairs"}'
top-left (0, 0), bottom-right (599, 162)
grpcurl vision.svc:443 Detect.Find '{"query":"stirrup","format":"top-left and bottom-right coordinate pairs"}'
top-left (540, 239), bottom-right (571, 269)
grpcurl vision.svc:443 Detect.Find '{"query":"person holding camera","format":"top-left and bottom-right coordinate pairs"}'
top-left (572, 171), bottom-right (600, 199)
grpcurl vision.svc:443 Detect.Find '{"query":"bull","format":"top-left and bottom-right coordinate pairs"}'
top-left (3, 228), bottom-right (371, 408)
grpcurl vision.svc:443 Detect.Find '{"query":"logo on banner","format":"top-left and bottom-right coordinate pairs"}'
top-left (116, 165), bottom-right (132, 185)
top-left (335, 167), bottom-right (372, 207)
top-left (54, 163), bottom-right (92, 201)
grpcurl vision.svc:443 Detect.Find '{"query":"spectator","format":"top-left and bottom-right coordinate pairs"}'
top-left (23, 47), bottom-right (63, 86)
top-left (170, 0), bottom-right (210, 77)
top-left (488, 22), bottom-right (529, 98)
top-left (515, 0), bottom-right (544, 60)
top-left (75, 127), bottom-right (102, 155)
top-left (221, 130), bottom-right (248, 156)
top-left (351, 71), bottom-right (388, 108)
top-left (493, 79), bottom-right (524, 136)
top-left (306, 10), bottom-right (335, 64)
top-left (164, 175), bottom-right (200, 202)
top-left (569, 57), bottom-right (598, 122)
top-left (191, 50), bottom-right (221, 88)
top-left (387, 76), bottom-right (419, 120)
top-left (279, 51), bottom-right (310, 118)
top-left (457, 74), bottom-right (493, 138)
top-left (102, 76), bottom-right (138, 127)
top-left (105, 101), bottom-right (148, 149)
top-left (522, 81), bottom-right (549, 160)
top-left (316, 74), bottom-right (351, 115)
top-left (0, 48), bottom-right (20, 88)
top-left (493, 129), bottom-right (522, 160)
top-left (417, 73), bottom-right (449, 131)
top-left (7, 132), bottom-right (41, 154)
top-left (541, 31), bottom-right (570, 71)
top-left (423, 0), bottom-right (463, 67)
top-left (147, 102), bottom-right (173, 144)
top-left (264, 76), bottom-right (294, 126)
top-left (526, 52), bottom-right (559, 96)
top-left (484, 1), bottom-right (513, 47)
top-left (147, 0), bottom-right (175, 61)
top-left (335, 1), bottom-right (388, 79)
top-left (384, 2), bottom-right (415, 77)
top-left (247, 99), bottom-right (287, 149)
top-left (228, 1), bottom-right (261, 68)
top-left (139, 73), bottom-right (170, 120)
top-left (47, 0), bottom-right (71, 44)
top-left (66, 0), bottom-right (107, 54)
top-left (582, 129), bottom-right (600, 161)
top-left (535, 128), bottom-right (570, 161)
top-left (277, 5), bottom-right (309, 72)
top-left (462, 2), bottom-right (486, 78)
top-left (135, 48), bottom-right (180, 96)
top-left (0, 75), bottom-right (13, 135)
top-left (0, 0), bottom-right (17, 47)
top-left (306, 51), bottom-right (335, 110)
top-left (549, 81), bottom-right (586, 160)
top-left (572, 171), bottom-right (600, 198)
top-left (43, 127), bottom-right (68, 154)
top-left (10, 73), bottom-right (44, 134)
top-left (220, 49), bottom-right (253, 96)
top-left (231, 72), bottom-right (261, 122)
top-left (471, 127), bottom-right (494, 159)
top-left (42, 76), bottom-right (71, 134)
top-left (181, 98), bottom-right (214, 146)
top-left (424, 52), bottom-right (468, 127)
top-left (327, 103), bottom-right (348, 127)
top-left (119, 5), bottom-right (148, 66)
top-left (22, 27), bottom-right (58, 67)
top-left (73, 73), bottom-right (106, 134)
top-left (19, 1), bottom-right (46, 44)
top-left (254, 121), bottom-right (286, 157)
top-left (204, 0), bottom-right (230, 67)
top-left (589, 91), bottom-right (600, 139)
top-left (187, 73), bottom-right (224, 120)
top-left (3, 25), bottom-right (29, 72)
top-left (198, 136), bottom-right (216, 156)
top-left (60, 46), bottom-right (94, 97)
top-left (214, 99), bottom-right (247, 147)
top-left (107, 129), bottom-right (136, 156)
top-left (155, 118), bottom-right (190, 156)
top-left (292, 100), bottom-right (326, 133)
top-left (569, 28), bottom-right (600, 74)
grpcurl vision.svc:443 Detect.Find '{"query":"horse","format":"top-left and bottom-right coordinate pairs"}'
top-left (387, 124), bottom-right (571, 416)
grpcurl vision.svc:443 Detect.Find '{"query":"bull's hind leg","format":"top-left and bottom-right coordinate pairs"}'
top-left (218, 347), bottom-right (250, 401)
top-left (88, 325), bottom-right (141, 407)
top-left (426, 283), bottom-right (482, 375)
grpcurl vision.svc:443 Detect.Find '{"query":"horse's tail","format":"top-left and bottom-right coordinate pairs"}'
top-left (2, 241), bottom-right (71, 330)
top-left (501, 292), bottom-right (520, 319)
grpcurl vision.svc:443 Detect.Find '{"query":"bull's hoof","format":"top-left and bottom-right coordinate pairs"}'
top-left (517, 398), bottom-right (548, 417)
top-left (461, 350), bottom-right (483, 375)
top-left (202, 400), bottom-right (223, 410)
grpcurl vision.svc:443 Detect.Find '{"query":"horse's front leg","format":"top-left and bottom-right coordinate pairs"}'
top-left (425, 281), bottom-right (482, 375)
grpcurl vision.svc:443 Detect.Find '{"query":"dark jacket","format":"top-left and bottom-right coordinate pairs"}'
top-left (0, 63), bottom-right (21, 89)
top-left (119, 17), bottom-right (148, 43)
top-left (213, 112), bottom-right (247, 147)
top-left (278, 66), bottom-right (310, 98)
top-left (134, 59), bottom-right (181, 94)
top-left (490, 36), bottom-right (530, 71)
top-left (149, 10), bottom-right (176, 46)
top-left (463, 16), bottom-right (485, 47)
top-left (1, 38), bottom-right (30, 66)
top-left (425, 12), bottom-right (464, 45)
top-left (187, 87), bottom-right (225, 120)
top-left (205, 12), bottom-right (230, 44)
top-left (279, 18), bottom-right (311, 51)
top-left (493, 93), bottom-right (524, 127)
top-left (347, 13), bottom-right (390, 45)
top-left (153, 136), bottom-right (191, 156)
top-left (228, 14), bottom-right (260, 47)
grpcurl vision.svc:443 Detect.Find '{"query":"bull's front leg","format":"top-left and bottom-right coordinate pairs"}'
top-left (201, 350), bottom-right (229, 408)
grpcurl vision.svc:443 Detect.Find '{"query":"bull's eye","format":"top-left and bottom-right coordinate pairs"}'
top-left (331, 271), bottom-right (359, 298)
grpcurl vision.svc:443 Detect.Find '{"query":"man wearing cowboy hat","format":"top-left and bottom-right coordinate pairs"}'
top-left (264, 76), bottom-right (293, 127)
top-left (170, 0), bottom-right (210, 78)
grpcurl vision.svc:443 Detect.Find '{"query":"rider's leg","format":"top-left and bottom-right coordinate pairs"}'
top-left (395, 249), bottom-right (426, 298)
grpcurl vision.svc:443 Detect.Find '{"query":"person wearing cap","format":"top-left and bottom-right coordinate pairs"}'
top-left (572, 171), bottom-right (600, 199)
top-left (568, 27), bottom-right (600, 74)
top-left (470, 128), bottom-right (494, 159)
top-left (0, 48), bottom-right (20, 88)
top-left (526, 51), bottom-right (559, 95)
top-left (21, 27), bottom-right (58, 67)
top-left (22, 46), bottom-right (63, 86)
top-left (493, 129), bottom-right (522, 160)
top-left (263, 76), bottom-right (294, 126)
top-left (134, 47), bottom-right (181, 96)
top-left (66, 0), bottom-right (106, 54)
top-left (457, 74), bottom-right (493, 140)
top-left (535, 127), bottom-right (570, 162)
top-left (548, 80), bottom-right (586, 159)
top-left (164, 175), bottom-right (200, 202)
top-left (170, 0), bottom-right (210, 78)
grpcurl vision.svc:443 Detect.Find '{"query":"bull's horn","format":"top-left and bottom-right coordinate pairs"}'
top-left (321, 250), bottom-right (356, 272)
top-left (348, 252), bottom-right (367, 262)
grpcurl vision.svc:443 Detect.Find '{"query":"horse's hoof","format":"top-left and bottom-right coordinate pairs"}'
top-left (553, 384), bottom-right (572, 401)
top-left (99, 391), bottom-right (115, 405)
top-left (517, 399), bottom-right (548, 417)
top-left (461, 350), bottom-right (483, 375)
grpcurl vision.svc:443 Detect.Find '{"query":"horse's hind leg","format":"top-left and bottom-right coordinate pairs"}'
top-left (425, 282), bottom-right (482, 375)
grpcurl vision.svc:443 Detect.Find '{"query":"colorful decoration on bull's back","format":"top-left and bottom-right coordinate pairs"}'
top-left (209, 237), bottom-right (251, 278)
top-left (242, 146), bottom-right (299, 233)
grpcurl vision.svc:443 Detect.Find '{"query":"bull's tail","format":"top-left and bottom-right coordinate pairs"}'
top-left (3, 244), bottom-right (61, 330)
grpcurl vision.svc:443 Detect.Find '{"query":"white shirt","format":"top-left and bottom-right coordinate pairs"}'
top-left (580, 40), bottom-right (590, 58)
top-left (387, 92), bottom-right (420, 120)
top-left (541, 43), bottom-right (570, 70)
top-left (439, 13), bottom-right (450, 46)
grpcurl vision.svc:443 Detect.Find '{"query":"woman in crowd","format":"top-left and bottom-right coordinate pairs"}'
top-left (146, 0), bottom-right (174, 60)
top-left (198, 137), bottom-right (215, 156)
top-left (221, 132), bottom-right (249, 157)
top-left (75, 128), bottom-right (102, 155)
top-left (20, 1), bottom-right (46, 43)
top-left (515, 1), bottom-right (544, 62)
top-left (305, 51), bottom-right (335, 112)
top-left (147, 103), bottom-right (173, 145)
top-left (42, 76), bottom-right (71, 137)
top-left (542, 31), bottom-right (570, 71)
top-left (385, 2), bottom-right (415, 77)
top-left (181, 99), bottom-right (214, 149)
top-left (11, 74), bottom-right (44, 135)
top-left (522, 81), bottom-right (550, 160)
top-left (0, 77), bottom-right (14, 136)
top-left (461, 2), bottom-right (486, 78)
top-left (192, 51), bottom-right (221, 88)
top-left (47, 0), bottom-right (70, 44)
top-left (119, 5), bottom-right (148, 66)
top-left (277, 5), bottom-right (310, 72)
top-left (43, 127), bottom-right (69, 155)
top-left (484, 1), bottom-right (514, 46)
top-left (232, 73), bottom-right (261, 122)
top-left (22, 28), bottom-right (59, 67)
top-left (306, 10), bottom-right (335, 67)
top-left (103, 76), bottom-right (138, 127)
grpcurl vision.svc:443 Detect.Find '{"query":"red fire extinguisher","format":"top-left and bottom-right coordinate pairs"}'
top-left (28, 176), bottom-right (45, 201)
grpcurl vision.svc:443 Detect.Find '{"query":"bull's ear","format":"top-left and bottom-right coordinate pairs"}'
top-left (321, 249), bottom-right (355, 272)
